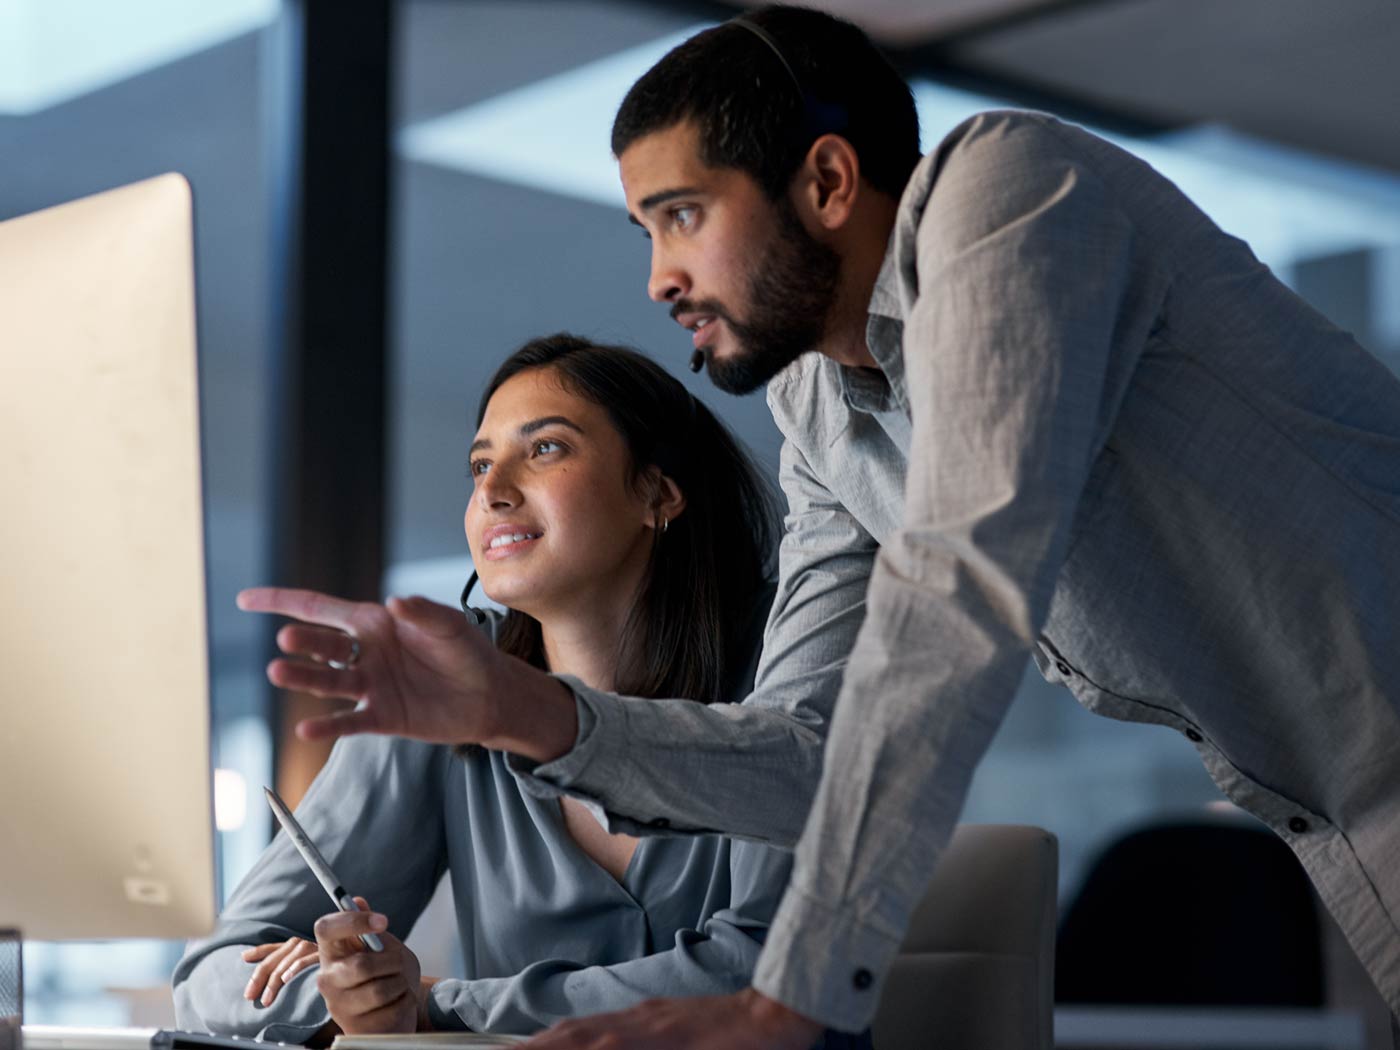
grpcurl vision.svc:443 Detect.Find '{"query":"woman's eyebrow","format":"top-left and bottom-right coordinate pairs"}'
top-left (520, 415), bottom-right (584, 438)
top-left (470, 415), bottom-right (584, 455)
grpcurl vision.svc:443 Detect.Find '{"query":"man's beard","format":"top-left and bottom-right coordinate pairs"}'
top-left (696, 197), bottom-right (841, 396)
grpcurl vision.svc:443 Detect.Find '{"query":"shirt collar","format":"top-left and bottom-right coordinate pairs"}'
top-left (866, 230), bottom-right (903, 322)
top-left (844, 229), bottom-right (907, 415)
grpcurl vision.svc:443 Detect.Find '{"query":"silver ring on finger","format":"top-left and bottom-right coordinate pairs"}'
top-left (327, 636), bottom-right (361, 671)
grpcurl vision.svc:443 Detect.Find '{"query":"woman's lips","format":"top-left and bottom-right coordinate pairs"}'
top-left (481, 529), bottom-right (543, 561)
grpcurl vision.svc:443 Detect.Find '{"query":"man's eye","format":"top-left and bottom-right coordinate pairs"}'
top-left (671, 205), bottom-right (698, 230)
top-left (469, 459), bottom-right (490, 476)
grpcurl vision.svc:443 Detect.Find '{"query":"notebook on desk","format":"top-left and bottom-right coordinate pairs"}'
top-left (21, 1028), bottom-right (528, 1050)
top-left (331, 1035), bottom-right (526, 1048)
top-left (21, 1026), bottom-right (296, 1050)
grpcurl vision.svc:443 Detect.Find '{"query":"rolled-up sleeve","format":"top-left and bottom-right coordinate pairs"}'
top-left (754, 113), bottom-right (1165, 1029)
top-left (509, 433), bottom-right (877, 846)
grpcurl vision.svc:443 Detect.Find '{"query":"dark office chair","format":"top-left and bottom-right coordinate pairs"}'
top-left (1055, 817), bottom-right (1324, 1006)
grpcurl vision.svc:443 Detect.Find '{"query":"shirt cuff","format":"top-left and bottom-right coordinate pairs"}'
top-left (249, 996), bottom-right (330, 1047)
top-left (426, 978), bottom-right (477, 1032)
top-left (751, 884), bottom-right (904, 1033)
top-left (505, 677), bottom-right (619, 815)
top-left (249, 978), bottom-right (334, 1044)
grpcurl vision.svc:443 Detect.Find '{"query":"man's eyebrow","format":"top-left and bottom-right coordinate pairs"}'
top-left (469, 415), bottom-right (584, 456)
top-left (629, 187), bottom-right (702, 222)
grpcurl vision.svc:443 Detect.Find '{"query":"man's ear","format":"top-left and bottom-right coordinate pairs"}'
top-left (795, 133), bottom-right (860, 231)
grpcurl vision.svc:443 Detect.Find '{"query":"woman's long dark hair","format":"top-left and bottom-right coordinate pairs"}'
top-left (477, 333), bottom-right (780, 704)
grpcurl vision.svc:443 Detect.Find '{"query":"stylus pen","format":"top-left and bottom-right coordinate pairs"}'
top-left (263, 786), bottom-right (384, 952)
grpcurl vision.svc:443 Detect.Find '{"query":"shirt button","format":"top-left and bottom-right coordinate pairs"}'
top-left (1288, 817), bottom-right (1309, 834)
top-left (650, 817), bottom-right (670, 829)
top-left (1054, 661), bottom-right (1072, 676)
top-left (1185, 729), bottom-right (1203, 743)
top-left (852, 968), bottom-right (873, 990)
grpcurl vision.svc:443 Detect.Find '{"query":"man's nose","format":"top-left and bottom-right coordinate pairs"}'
top-left (647, 246), bottom-right (689, 304)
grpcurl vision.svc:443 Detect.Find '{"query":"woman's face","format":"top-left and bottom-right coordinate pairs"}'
top-left (465, 367), bottom-right (658, 620)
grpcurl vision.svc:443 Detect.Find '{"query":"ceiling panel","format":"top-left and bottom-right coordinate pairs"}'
top-left (716, 0), bottom-right (1080, 43)
top-left (943, 0), bottom-right (1400, 174)
top-left (720, 0), bottom-right (1400, 175)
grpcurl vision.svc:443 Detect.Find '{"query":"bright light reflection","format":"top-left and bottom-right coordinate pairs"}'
top-left (213, 766), bottom-right (247, 832)
top-left (399, 26), bottom-right (708, 211)
top-left (0, 0), bottom-right (277, 115)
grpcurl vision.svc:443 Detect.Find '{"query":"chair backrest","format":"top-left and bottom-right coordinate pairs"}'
top-left (872, 824), bottom-right (1058, 1050)
top-left (1055, 819), bottom-right (1324, 1006)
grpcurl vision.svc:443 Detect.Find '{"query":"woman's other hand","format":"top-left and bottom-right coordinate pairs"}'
top-left (312, 898), bottom-right (425, 1035)
top-left (236, 587), bottom-right (575, 759)
top-left (242, 937), bottom-right (319, 1006)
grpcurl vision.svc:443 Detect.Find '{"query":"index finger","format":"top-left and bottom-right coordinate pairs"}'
top-left (238, 587), bottom-right (360, 631)
top-left (313, 909), bottom-right (388, 961)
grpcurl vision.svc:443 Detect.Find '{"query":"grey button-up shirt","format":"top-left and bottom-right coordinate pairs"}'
top-left (513, 110), bottom-right (1400, 1030)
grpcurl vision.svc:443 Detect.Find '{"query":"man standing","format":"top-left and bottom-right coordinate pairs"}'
top-left (525, 6), bottom-right (1400, 1045)
top-left (244, 6), bottom-right (1400, 1047)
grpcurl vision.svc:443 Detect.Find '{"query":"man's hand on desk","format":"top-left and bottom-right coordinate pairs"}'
top-left (312, 898), bottom-right (427, 1034)
top-left (237, 587), bottom-right (577, 761)
top-left (521, 987), bottom-right (825, 1050)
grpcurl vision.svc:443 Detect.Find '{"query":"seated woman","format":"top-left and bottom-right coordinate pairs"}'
top-left (172, 334), bottom-right (788, 1041)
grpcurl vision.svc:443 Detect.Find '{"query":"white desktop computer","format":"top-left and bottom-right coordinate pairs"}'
top-left (0, 175), bottom-right (218, 1045)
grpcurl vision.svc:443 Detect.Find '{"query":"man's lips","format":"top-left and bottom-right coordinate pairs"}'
top-left (691, 317), bottom-right (720, 350)
top-left (672, 309), bottom-right (721, 350)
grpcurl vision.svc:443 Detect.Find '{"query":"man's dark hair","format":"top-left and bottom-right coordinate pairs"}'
top-left (477, 333), bottom-right (781, 706)
top-left (611, 4), bottom-right (920, 201)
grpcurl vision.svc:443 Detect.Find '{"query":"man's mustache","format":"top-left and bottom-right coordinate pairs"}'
top-left (669, 299), bottom-right (731, 325)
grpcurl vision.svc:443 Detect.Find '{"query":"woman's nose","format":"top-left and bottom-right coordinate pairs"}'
top-left (477, 463), bottom-right (521, 509)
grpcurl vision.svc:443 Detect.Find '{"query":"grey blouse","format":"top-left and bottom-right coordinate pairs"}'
top-left (172, 730), bottom-right (800, 1039)
top-left (171, 601), bottom-right (810, 1040)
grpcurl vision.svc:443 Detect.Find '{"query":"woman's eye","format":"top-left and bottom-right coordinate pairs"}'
top-left (533, 439), bottom-right (563, 456)
top-left (671, 205), bottom-right (698, 231)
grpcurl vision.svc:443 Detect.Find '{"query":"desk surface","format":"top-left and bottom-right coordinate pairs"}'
top-left (1054, 1005), bottom-right (1366, 1050)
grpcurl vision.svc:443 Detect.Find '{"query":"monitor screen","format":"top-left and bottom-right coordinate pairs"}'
top-left (0, 173), bottom-right (216, 942)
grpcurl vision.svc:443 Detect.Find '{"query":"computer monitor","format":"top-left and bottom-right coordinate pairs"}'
top-left (0, 174), bottom-right (216, 943)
